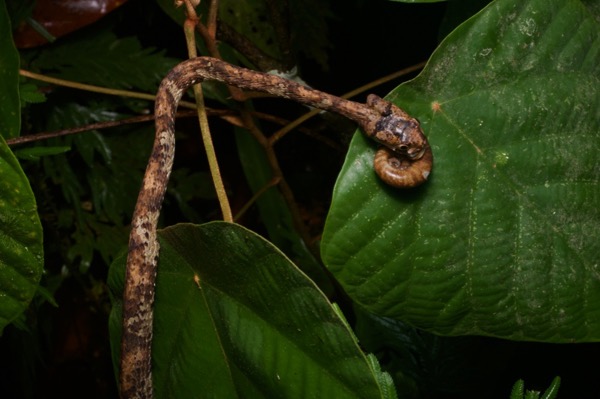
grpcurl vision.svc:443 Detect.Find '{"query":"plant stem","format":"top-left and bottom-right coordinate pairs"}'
top-left (184, 16), bottom-right (233, 222)
top-left (19, 69), bottom-right (198, 109)
top-left (268, 60), bottom-right (427, 146)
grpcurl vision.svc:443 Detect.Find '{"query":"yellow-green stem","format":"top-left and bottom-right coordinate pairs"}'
top-left (184, 19), bottom-right (233, 222)
top-left (19, 69), bottom-right (198, 109)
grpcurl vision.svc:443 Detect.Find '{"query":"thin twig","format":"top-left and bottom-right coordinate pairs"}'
top-left (233, 176), bottom-right (281, 221)
top-left (207, 0), bottom-right (219, 39)
top-left (195, 21), bottom-right (246, 101)
top-left (19, 69), bottom-right (199, 109)
top-left (238, 110), bottom-right (319, 259)
top-left (268, 60), bottom-right (427, 146)
top-left (194, 12), bottom-right (320, 253)
top-left (6, 104), bottom-right (340, 152)
top-left (6, 114), bottom-right (158, 146)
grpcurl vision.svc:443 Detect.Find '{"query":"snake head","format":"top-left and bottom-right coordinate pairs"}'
top-left (365, 94), bottom-right (429, 160)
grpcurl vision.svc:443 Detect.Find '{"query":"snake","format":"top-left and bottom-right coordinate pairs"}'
top-left (119, 56), bottom-right (432, 398)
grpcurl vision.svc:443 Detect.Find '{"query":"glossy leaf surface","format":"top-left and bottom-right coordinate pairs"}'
top-left (109, 222), bottom-right (387, 398)
top-left (0, 135), bottom-right (44, 332)
top-left (12, 0), bottom-right (126, 48)
top-left (0, 3), bottom-right (44, 332)
top-left (321, 0), bottom-right (600, 342)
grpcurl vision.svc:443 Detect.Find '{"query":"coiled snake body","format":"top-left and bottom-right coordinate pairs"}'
top-left (120, 57), bottom-right (432, 398)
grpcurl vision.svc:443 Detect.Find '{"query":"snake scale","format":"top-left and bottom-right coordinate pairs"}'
top-left (120, 56), bottom-right (432, 398)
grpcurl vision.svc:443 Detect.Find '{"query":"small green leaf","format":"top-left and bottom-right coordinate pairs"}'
top-left (322, 0), bottom-right (600, 342)
top-left (511, 379), bottom-right (525, 399)
top-left (14, 146), bottom-right (71, 161)
top-left (109, 222), bottom-right (385, 398)
top-left (509, 376), bottom-right (561, 399)
top-left (365, 354), bottom-right (398, 399)
top-left (540, 376), bottom-right (561, 399)
top-left (19, 82), bottom-right (47, 106)
top-left (0, 136), bottom-right (44, 332)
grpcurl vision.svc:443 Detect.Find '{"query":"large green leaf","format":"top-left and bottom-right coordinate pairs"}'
top-left (321, 0), bottom-right (600, 342)
top-left (0, 135), bottom-right (44, 332)
top-left (0, 2), bottom-right (44, 332)
top-left (109, 222), bottom-right (391, 398)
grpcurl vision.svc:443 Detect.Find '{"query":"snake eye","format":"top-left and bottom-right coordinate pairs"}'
top-left (397, 144), bottom-right (409, 153)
